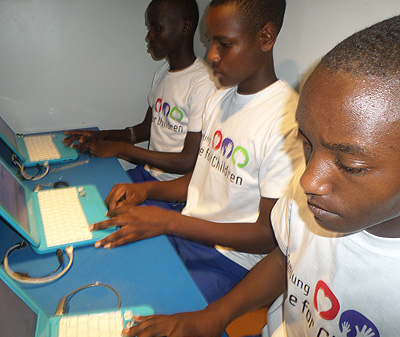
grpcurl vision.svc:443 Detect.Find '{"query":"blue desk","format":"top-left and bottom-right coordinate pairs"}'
top-left (0, 146), bottom-right (208, 318)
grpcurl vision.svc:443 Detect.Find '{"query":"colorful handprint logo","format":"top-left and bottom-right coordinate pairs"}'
top-left (339, 311), bottom-right (379, 337)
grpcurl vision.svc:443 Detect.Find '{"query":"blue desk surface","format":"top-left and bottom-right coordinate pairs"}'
top-left (0, 140), bottom-right (208, 319)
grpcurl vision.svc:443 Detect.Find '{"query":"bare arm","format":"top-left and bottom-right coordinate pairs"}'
top-left (93, 195), bottom-right (277, 254)
top-left (104, 173), bottom-right (192, 211)
top-left (62, 106), bottom-right (152, 146)
top-left (124, 247), bottom-right (287, 337)
top-left (115, 131), bottom-right (201, 174)
top-left (208, 247), bottom-right (287, 323)
top-left (166, 196), bottom-right (277, 253)
top-left (130, 106), bottom-right (152, 143)
top-left (72, 105), bottom-right (201, 174)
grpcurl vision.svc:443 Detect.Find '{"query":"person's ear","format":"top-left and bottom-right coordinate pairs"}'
top-left (182, 20), bottom-right (193, 35)
top-left (259, 22), bottom-right (277, 52)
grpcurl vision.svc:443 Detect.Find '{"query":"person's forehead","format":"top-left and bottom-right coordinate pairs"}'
top-left (205, 4), bottom-right (246, 38)
top-left (297, 66), bottom-right (400, 152)
top-left (298, 67), bottom-right (400, 123)
top-left (146, 2), bottom-right (181, 21)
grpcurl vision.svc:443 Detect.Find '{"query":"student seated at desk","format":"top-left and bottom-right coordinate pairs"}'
top-left (63, 0), bottom-right (217, 183)
top-left (122, 15), bottom-right (400, 337)
top-left (91, 0), bottom-right (304, 305)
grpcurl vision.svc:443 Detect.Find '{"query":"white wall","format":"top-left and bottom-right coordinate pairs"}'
top-left (1, 1), bottom-right (399, 133)
top-left (275, 0), bottom-right (400, 91)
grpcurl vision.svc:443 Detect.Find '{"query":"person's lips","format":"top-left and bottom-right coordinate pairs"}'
top-left (147, 43), bottom-right (155, 52)
top-left (213, 69), bottom-right (222, 78)
top-left (307, 200), bottom-right (336, 220)
top-left (211, 64), bottom-right (222, 77)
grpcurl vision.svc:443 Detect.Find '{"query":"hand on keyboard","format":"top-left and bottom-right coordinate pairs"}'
top-left (91, 205), bottom-right (169, 249)
top-left (121, 310), bottom-right (226, 337)
top-left (63, 130), bottom-right (105, 148)
top-left (76, 140), bottom-right (124, 159)
top-left (105, 183), bottom-right (148, 212)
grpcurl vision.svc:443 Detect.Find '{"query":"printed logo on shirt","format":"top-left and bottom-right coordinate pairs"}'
top-left (314, 280), bottom-right (340, 320)
top-left (151, 98), bottom-right (184, 133)
top-left (198, 131), bottom-right (249, 186)
top-left (286, 256), bottom-right (381, 336)
top-left (212, 131), bottom-right (249, 168)
top-left (337, 310), bottom-right (379, 337)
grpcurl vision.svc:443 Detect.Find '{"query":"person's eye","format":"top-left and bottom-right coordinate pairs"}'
top-left (148, 25), bottom-right (161, 32)
top-left (297, 133), bottom-right (312, 161)
top-left (335, 159), bottom-right (369, 175)
top-left (219, 41), bottom-right (231, 48)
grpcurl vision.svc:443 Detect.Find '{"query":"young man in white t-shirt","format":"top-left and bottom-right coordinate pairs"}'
top-left (121, 15), bottom-right (400, 337)
top-left (91, 0), bottom-right (303, 304)
top-left (63, 0), bottom-right (216, 182)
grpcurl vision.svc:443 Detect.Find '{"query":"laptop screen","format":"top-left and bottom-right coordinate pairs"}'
top-left (0, 162), bottom-right (30, 234)
top-left (0, 116), bottom-right (19, 151)
top-left (0, 277), bottom-right (38, 337)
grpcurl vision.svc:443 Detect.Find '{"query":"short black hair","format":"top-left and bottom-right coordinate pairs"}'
top-left (209, 0), bottom-right (286, 36)
top-left (321, 15), bottom-right (400, 78)
top-left (148, 0), bottom-right (200, 33)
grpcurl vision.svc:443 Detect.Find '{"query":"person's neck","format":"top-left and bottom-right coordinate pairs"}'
top-left (237, 71), bottom-right (278, 95)
top-left (366, 218), bottom-right (400, 238)
top-left (237, 56), bottom-right (278, 94)
top-left (167, 49), bottom-right (196, 72)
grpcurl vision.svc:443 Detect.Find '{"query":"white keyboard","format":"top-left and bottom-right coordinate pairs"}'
top-left (58, 310), bottom-right (125, 337)
top-left (37, 187), bottom-right (92, 247)
top-left (24, 134), bottom-right (61, 162)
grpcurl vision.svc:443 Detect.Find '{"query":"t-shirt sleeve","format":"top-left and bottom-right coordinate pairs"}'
top-left (147, 62), bottom-right (169, 108)
top-left (259, 96), bottom-right (304, 199)
top-left (271, 168), bottom-right (304, 256)
top-left (186, 75), bottom-right (217, 133)
top-left (271, 182), bottom-right (292, 256)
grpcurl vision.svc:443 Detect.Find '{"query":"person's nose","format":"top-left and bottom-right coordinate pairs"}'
top-left (145, 28), bottom-right (154, 43)
top-left (300, 152), bottom-right (333, 196)
top-left (207, 43), bottom-right (221, 64)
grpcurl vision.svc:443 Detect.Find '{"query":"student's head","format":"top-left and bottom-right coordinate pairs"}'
top-left (296, 16), bottom-right (400, 236)
top-left (210, 0), bottom-right (285, 36)
top-left (205, 0), bottom-right (286, 92)
top-left (145, 0), bottom-right (199, 60)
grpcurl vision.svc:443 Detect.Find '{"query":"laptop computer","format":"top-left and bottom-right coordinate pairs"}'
top-left (0, 267), bottom-right (154, 337)
top-left (0, 115), bottom-right (78, 167)
top-left (0, 158), bottom-right (114, 254)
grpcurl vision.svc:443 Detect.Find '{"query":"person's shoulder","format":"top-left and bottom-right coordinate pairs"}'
top-left (274, 165), bottom-right (307, 223)
top-left (153, 60), bottom-right (170, 76)
top-left (202, 86), bottom-right (235, 115)
top-left (192, 57), bottom-right (210, 71)
top-left (257, 80), bottom-right (299, 119)
top-left (265, 80), bottom-right (299, 101)
top-left (189, 58), bottom-right (218, 84)
top-left (209, 86), bottom-right (236, 102)
top-left (246, 81), bottom-right (298, 118)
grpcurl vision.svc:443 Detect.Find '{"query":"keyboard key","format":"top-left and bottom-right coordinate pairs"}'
top-left (24, 135), bottom-right (61, 162)
top-left (59, 311), bottom-right (123, 337)
top-left (37, 187), bottom-right (92, 247)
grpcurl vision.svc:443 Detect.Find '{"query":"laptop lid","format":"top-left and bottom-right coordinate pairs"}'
top-left (0, 114), bottom-right (21, 157)
top-left (0, 156), bottom-right (39, 247)
top-left (0, 115), bottom-right (78, 167)
top-left (0, 158), bottom-right (114, 254)
top-left (0, 267), bottom-right (49, 337)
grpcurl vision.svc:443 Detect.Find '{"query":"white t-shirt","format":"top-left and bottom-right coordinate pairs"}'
top-left (271, 169), bottom-right (400, 337)
top-left (182, 80), bottom-right (304, 270)
top-left (146, 58), bottom-right (217, 181)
